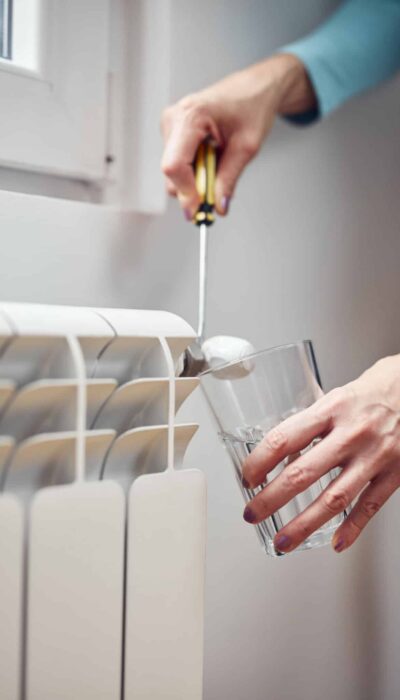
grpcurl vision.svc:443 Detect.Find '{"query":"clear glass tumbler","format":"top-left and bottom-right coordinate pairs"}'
top-left (201, 341), bottom-right (346, 557)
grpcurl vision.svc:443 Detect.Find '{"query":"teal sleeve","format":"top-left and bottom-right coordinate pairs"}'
top-left (281, 0), bottom-right (400, 124)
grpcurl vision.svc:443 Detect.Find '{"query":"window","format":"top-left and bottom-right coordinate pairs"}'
top-left (0, 0), bottom-right (171, 211)
top-left (0, 0), bottom-right (111, 190)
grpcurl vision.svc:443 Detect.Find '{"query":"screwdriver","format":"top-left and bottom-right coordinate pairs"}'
top-left (180, 140), bottom-right (216, 377)
top-left (193, 140), bottom-right (216, 342)
top-left (181, 141), bottom-right (255, 379)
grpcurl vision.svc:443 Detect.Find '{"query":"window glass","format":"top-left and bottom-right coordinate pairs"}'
top-left (0, 0), bottom-right (40, 70)
top-left (0, 0), bottom-right (12, 60)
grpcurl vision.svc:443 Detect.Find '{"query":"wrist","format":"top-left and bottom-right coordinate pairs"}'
top-left (262, 53), bottom-right (317, 116)
top-left (363, 354), bottom-right (400, 414)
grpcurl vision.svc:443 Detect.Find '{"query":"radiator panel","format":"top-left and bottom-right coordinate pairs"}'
top-left (0, 303), bottom-right (205, 700)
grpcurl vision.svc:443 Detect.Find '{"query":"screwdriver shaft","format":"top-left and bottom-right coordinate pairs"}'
top-left (197, 222), bottom-right (208, 341)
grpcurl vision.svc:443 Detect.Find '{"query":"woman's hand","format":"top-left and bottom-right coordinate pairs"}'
top-left (241, 355), bottom-right (400, 554)
top-left (161, 53), bottom-right (315, 220)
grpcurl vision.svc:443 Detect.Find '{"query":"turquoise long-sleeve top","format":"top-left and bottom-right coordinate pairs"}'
top-left (282, 0), bottom-right (400, 124)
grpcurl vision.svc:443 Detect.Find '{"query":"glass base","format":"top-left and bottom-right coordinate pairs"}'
top-left (264, 524), bottom-right (338, 558)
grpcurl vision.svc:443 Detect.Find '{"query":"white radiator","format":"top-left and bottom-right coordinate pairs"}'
top-left (0, 303), bottom-right (206, 700)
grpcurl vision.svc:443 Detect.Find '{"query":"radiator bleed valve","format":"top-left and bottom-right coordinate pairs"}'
top-left (180, 334), bottom-right (256, 379)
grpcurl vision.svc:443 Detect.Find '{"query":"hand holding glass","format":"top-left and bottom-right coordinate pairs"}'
top-left (201, 341), bottom-right (347, 557)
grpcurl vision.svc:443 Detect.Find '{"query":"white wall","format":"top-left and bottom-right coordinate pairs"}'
top-left (1, 1), bottom-right (400, 698)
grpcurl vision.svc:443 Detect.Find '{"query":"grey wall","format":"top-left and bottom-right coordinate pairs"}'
top-left (1, 1), bottom-right (400, 698)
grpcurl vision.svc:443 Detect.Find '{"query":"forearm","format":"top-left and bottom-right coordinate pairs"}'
top-left (281, 0), bottom-right (400, 122)
top-left (223, 53), bottom-right (317, 120)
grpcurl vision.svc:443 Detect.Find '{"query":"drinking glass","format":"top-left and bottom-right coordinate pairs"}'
top-left (201, 341), bottom-right (347, 557)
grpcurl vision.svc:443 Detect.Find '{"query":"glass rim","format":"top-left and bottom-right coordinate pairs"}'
top-left (199, 338), bottom-right (313, 377)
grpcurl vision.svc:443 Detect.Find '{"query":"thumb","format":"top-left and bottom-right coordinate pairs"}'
top-left (214, 134), bottom-right (258, 215)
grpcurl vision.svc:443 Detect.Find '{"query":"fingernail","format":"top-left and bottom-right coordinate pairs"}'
top-left (221, 196), bottom-right (230, 214)
top-left (243, 506), bottom-right (257, 523)
top-left (333, 537), bottom-right (345, 553)
top-left (274, 534), bottom-right (291, 552)
top-left (241, 476), bottom-right (250, 489)
top-left (183, 208), bottom-right (192, 221)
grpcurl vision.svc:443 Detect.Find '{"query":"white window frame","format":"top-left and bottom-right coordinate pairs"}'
top-left (0, 0), bottom-right (110, 182)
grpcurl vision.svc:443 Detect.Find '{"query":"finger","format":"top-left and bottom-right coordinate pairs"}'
top-left (242, 403), bottom-right (331, 489)
top-left (214, 134), bottom-right (258, 215)
top-left (331, 470), bottom-right (399, 552)
top-left (161, 112), bottom-right (220, 216)
top-left (165, 177), bottom-right (177, 197)
top-left (272, 460), bottom-right (372, 553)
top-left (162, 145), bottom-right (200, 216)
top-left (243, 433), bottom-right (346, 525)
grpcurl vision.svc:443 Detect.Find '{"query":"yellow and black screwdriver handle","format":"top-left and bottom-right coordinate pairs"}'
top-left (194, 141), bottom-right (217, 227)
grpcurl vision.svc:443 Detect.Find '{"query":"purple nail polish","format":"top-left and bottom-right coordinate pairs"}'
top-left (334, 537), bottom-right (345, 553)
top-left (243, 506), bottom-right (256, 523)
top-left (241, 476), bottom-right (250, 489)
top-left (221, 196), bottom-right (230, 214)
top-left (184, 208), bottom-right (192, 221)
top-left (274, 534), bottom-right (291, 552)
